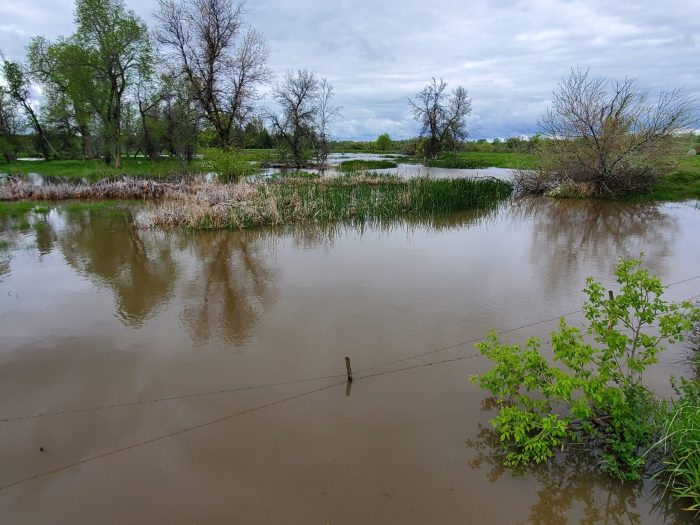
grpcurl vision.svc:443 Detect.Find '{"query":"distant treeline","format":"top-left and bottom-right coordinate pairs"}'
top-left (0, 0), bottom-right (543, 167)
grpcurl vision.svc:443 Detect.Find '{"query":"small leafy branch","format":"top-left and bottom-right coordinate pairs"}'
top-left (472, 258), bottom-right (700, 480)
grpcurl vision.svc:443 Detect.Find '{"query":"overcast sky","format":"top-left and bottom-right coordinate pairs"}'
top-left (1, 0), bottom-right (698, 140)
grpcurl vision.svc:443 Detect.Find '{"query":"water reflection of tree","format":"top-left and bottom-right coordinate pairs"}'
top-left (510, 197), bottom-right (677, 290)
top-left (466, 400), bottom-right (691, 525)
top-left (60, 210), bottom-right (177, 326)
top-left (180, 230), bottom-right (277, 346)
top-left (34, 216), bottom-right (58, 256)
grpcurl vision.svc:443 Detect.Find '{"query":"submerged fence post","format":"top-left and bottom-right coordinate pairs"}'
top-left (345, 356), bottom-right (353, 382)
top-left (609, 290), bottom-right (614, 301)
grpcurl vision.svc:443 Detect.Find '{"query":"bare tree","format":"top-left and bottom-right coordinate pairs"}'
top-left (312, 78), bottom-right (340, 169)
top-left (161, 74), bottom-right (200, 163)
top-left (539, 68), bottom-right (697, 195)
top-left (155, 0), bottom-right (270, 150)
top-left (409, 78), bottom-right (471, 159)
top-left (270, 70), bottom-right (320, 170)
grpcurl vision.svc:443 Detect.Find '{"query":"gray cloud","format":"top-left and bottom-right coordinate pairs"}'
top-left (1, 0), bottom-right (698, 139)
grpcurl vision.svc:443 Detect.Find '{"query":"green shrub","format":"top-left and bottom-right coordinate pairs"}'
top-left (202, 148), bottom-right (257, 183)
top-left (472, 258), bottom-right (700, 480)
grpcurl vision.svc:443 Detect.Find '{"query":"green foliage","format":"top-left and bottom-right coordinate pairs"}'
top-left (202, 148), bottom-right (257, 183)
top-left (6, 158), bottom-right (192, 181)
top-left (376, 133), bottom-right (393, 152)
top-left (656, 379), bottom-right (700, 511)
top-left (426, 151), bottom-right (538, 169)
top-left (630, 156), bottom-right (700, 202)
top-left (242, 118), bottom-right (274, 149)
top-left (337, 159), bottom-right (398, 172)
top-left (0, 201), bottom-right (46, 218)
top-left (473, 258), bottom-right (700, 480)
top-left (74, 0), bottom-right (152, 165)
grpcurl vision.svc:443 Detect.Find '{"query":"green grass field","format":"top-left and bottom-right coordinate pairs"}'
top-left (425, 151), bottom-right (538, 169)
top-left (630, 155), bottom-right (700, 201)
top-left (2, 158), bottom-right (198, 181)
top-left (1, 149), bottom-right (279, 181)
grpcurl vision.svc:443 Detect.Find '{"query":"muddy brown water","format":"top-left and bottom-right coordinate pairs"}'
top-left (1, 197), bottom-right (699, 524)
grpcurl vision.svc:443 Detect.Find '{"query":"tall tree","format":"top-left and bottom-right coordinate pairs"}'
top-left (270, 69), bottom-right (320, 170)
top-left (73, 0), bottom-right (152, 167)
top-left (312, 78), bottom-right (340, 168)
top-left (409, 78), bottom-right (471, 159)
top-left (28, 36), bottom-right (98, 159)
top-left (161, 74), bottom-right (199, 162)
top-left (155, 0), bottom-right (270, 149)
top-left (1, 59), bottom-right (55, 159)
top-left (0, 87), bottom-right (23, 162)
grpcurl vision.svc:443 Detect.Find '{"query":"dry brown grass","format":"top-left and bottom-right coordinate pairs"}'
top-left (0, 178), bottom-right (171, 201)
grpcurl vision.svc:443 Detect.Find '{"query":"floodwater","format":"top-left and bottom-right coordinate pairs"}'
top-left (2, 152), bottom-right (517, 184)
top-left (1, 197), bottom-right (700, 524)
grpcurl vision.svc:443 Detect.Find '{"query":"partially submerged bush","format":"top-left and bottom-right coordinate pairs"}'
top-left (537, 68), bottom-right (696, 197)
top-left (512, 169), bottom-right (555, 195)
top-left (472, 258), bottom-right (700, 480)
top-left (202, 148), bottom-right (257, 183)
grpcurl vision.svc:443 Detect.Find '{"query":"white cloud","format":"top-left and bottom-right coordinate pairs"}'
top-left (1, 0), bottom-right (698, 139)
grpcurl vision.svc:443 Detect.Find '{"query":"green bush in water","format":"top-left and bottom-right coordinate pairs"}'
top-left (203, 148), bottom-right (257, 183)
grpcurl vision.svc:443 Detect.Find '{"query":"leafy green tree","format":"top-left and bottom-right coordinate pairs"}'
top-left (1, 59), bottom-right (55, 159)
top-left (28, 36), bottom-right (99, 158)
top-left (73, 0), bottom-right (152, 167)
top-left (376, 133), bottom-right (392, 151)
top-left (242, 117), bottom-right (273, 149)
top-left (0, 87), bottom-right (23, 162)
top-left (473, 258), bottom-right (700, 480)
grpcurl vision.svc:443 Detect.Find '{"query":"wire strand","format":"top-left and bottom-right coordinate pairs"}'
top-left (0, 379), bottom-right (347, 492)
top-left (0, 289), bottom-right (697, 493)
top-left (2, 274), bottom-right (698, 425)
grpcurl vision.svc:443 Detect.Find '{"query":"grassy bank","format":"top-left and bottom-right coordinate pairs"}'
top-left (337, 159), bottom-right (399, 172)
top-left (2, 158), bottom-right (198, 181)
top-left (0, 199), bottom-right (132, 218)
top-left (657, 382), bottom-right (700, 512)
top-left (0, 150), bottom-right (279, 181)
top-left (147, 175), bottom-right (513, 229)
top-left (425, 152), bottom-right (538, 170)
top-left (632, 156), bottom-right (700, 201)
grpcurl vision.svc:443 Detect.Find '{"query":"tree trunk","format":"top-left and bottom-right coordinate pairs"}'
top-left (113, 100), bottom-right (122, 168)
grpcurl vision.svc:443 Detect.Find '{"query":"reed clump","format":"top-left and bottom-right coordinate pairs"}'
top-left (144, 175), bottom-right (512, 229)
top-left (655, 379), bottom-right (700, 513)
top-left (0, 174), bottom-right (511, 229)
